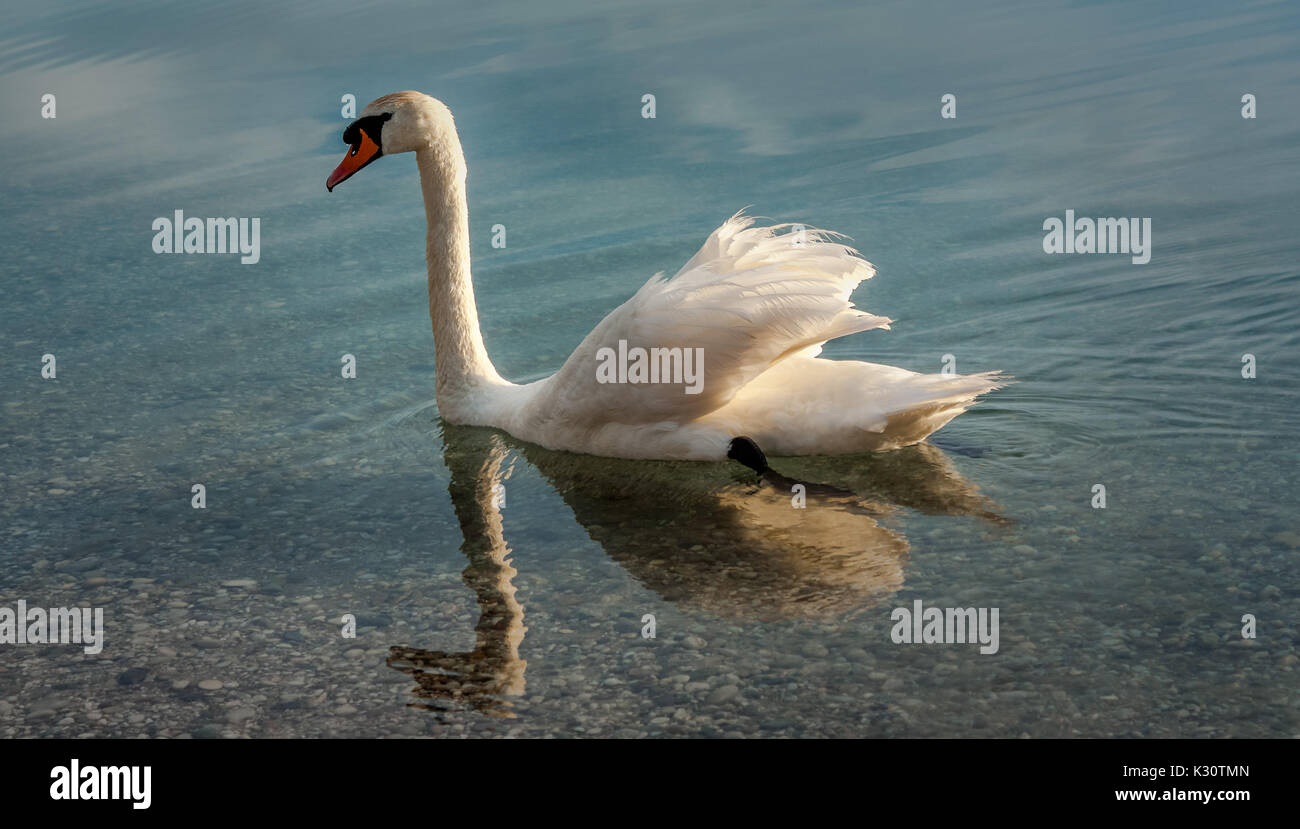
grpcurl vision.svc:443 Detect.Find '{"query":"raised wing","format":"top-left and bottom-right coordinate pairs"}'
top-left (535, 211), bottom-right (891, 426)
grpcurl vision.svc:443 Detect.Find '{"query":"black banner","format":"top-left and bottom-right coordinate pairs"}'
top-left (3, 739), bottom-right (1282, 815)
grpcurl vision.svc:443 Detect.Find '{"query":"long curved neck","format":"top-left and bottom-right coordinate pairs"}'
top-left (416, 144), bottom-right (504, 419)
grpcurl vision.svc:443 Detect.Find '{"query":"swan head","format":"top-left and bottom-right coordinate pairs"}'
top-left (327, 91), bottom-right (459, 191)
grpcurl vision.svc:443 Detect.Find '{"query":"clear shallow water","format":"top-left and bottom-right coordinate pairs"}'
top-left (1, 0), bottom-right (1297, 737)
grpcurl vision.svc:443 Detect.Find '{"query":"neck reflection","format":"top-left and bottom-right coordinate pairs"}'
top-left (387, 430), bottom-right (525, 718)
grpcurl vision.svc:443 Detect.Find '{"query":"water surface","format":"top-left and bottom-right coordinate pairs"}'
top-left (1, 0), bottom-right (1297, 737)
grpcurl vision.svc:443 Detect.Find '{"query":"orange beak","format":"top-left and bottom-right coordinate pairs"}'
top-left (327, 131), bottom-right (382, 191)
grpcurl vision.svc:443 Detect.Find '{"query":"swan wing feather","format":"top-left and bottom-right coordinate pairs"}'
top-left (539, 211), bottom-right (890, 425)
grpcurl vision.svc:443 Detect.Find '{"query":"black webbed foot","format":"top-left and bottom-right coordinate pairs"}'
top-left (726, 436), bottom-right (770, 480)
top-left (726, 436), bottom-right (862, 500)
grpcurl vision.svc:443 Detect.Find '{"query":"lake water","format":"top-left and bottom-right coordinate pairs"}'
top-left (1, 0), bottom-right (1297, 737)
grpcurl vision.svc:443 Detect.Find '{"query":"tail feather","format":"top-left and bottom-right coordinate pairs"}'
top-left (707, 359), bottom-right (1010, 455)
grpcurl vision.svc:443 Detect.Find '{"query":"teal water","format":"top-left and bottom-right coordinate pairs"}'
top-left (1, 0), bottom-right (1297, 737)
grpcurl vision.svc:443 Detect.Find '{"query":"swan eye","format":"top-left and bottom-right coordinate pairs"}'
top-left (340, 112), bottom-right (394, 149)
top-left (327, 112), bottom-right (392, 192)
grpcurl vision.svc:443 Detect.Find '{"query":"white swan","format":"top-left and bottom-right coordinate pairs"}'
top-left (327, 91), bottom-right (1005, 464)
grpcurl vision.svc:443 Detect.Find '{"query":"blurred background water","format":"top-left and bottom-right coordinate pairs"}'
top-left (1, 0), bottom-right (1297, 737)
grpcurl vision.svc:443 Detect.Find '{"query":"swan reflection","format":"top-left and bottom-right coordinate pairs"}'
top-left (389, 422), bottom-right (1005, 714)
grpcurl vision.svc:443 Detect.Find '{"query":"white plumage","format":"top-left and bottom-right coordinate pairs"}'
top-left (330, 92), bottom-right (1006, 461)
